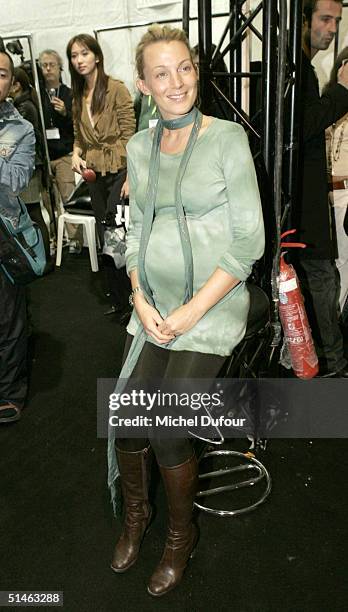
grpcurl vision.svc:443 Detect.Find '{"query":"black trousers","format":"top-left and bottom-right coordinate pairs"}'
top-left (117, 334), bottom-right (226, 467)
top-left (88, 172), bottom-right (130, 309)
top-left (295, 258), bottom-right (346, 372)
top-left (0, 273), bottom-right (28, 408)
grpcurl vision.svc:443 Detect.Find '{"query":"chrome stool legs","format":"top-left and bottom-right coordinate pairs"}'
top-left (195, 449), bottom-right (271, 517)
top-left (193, 283), bottom-right (272, 518)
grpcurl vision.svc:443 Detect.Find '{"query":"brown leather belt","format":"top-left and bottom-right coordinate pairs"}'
top-left (329, 179), bottom-right (348, 190)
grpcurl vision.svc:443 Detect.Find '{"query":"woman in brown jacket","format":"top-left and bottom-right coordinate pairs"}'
top-left (67, 33), bottom-right (136, 316)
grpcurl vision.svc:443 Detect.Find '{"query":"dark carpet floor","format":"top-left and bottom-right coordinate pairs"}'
top-left (1, 251), bottom-right (347, 612)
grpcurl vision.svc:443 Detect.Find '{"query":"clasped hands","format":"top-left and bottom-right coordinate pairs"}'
top-left (134, 294), bottom-right (202, 345)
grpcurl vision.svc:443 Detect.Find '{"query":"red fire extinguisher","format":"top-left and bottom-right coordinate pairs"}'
top-left (278, 230), bottom-right (319, 379)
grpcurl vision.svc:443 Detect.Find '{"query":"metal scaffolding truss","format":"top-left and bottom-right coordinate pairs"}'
top-left (195, 0), bottom-right (346, 283)
top-left (195, 0), bottom-right (345, 359)
top-left (195, 0), bottom-right (299, 358)
top-left (196, 2), bottom-right (277, 169)
top-left (195, 1), bottom-right (291, 293)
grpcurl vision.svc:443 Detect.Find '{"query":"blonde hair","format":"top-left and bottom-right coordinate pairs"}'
top-left (135, 24), bottom-right (194, 79)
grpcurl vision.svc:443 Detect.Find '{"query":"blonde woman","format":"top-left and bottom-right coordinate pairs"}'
top-left (108, 25), bottom-right (264, 597)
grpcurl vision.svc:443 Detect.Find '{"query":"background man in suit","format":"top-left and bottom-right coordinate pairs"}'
top-left (293, 0), bottom-right (348, 376)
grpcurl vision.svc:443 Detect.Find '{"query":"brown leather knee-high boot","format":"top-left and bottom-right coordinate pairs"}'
top-left (111, 446), bottom-right (152, 573)
top-left (147, 453), bottom-right (199, 597)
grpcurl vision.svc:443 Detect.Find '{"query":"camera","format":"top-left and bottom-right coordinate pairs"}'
top-left (48, 88), bottom-right (56, 101)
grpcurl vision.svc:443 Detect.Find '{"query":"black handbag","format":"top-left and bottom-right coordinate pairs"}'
top-left (103, 197), bottom-right (128, 269)
top-left (0, 199), bottom-right (46, 285)
top-left (102, 169), bottom-right (128, 269)
top-left (102, 168), bottom-right (127, 227)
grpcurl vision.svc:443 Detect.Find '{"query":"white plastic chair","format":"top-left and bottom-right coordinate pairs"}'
top-left (55, 212), bottom-right (99, 272)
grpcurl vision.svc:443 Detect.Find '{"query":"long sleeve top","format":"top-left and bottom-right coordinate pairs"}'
top-left (73, 77), bottom-right (136, 176)
top-left (125, 118), bottom-right (265, 356)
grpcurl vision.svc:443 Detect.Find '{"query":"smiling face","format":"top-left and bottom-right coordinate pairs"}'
top-left (0, 53), bottom-right (13, 103)
top-left (70, 41), bottom-right (98, 78)
top-left (137, 40), bottom-right (197, 120)
top-left (304, 0), bottom-right (342, 55)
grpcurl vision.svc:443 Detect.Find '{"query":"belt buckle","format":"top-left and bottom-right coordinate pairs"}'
top-left (344, 179), bottom-right (348, 189)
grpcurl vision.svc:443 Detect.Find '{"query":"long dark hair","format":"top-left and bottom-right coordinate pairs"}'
top-left (322, 46), bottom-right (348, 94)
top-left (66, 33), bottom-right (108, 119)
top-left (13, 67), bottom-right (39, 107)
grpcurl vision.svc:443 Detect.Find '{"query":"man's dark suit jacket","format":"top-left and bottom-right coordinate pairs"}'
top-left (294, 52), bottom-right (348, 259)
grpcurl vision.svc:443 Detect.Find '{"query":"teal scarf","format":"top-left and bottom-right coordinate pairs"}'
top-left (107, 107), bottom-right (203, 514)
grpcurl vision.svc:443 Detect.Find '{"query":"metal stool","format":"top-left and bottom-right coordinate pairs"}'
top-left (195, 448), bottom-right (271, 517)
top-left (194, 283), bottom-right (272, 517)
top-left (55, 180), bottom-right (100, 272)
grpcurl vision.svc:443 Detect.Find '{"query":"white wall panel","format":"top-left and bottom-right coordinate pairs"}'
top-left (2, 1), bottom-right (348, 95)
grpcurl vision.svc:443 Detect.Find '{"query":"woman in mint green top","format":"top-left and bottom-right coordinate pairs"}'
top-left (109, 25), bottom-right (264, 598)
top-left (126, 117), bottom-right (264, 355)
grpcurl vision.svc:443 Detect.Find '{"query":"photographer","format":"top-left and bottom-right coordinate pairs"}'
top-left (39, 48), bottom-right (82, 252)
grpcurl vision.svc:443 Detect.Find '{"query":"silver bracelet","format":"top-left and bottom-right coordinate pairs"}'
top-left (129, 286), bottom-right (143, 306)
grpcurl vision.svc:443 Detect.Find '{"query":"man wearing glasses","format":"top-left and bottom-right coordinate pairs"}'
top-left (39, 49), bottom-right (81, 253)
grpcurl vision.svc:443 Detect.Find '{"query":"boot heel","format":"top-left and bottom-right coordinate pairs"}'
top-left (147, 455), bottom-right (199, 597)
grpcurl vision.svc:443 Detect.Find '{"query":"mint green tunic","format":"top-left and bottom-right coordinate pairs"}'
top-left (125, 118), bottom-right (265, 357)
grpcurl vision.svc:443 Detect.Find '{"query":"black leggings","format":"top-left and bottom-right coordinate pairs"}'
top-left (117, 334), bottom-right (226, 467)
